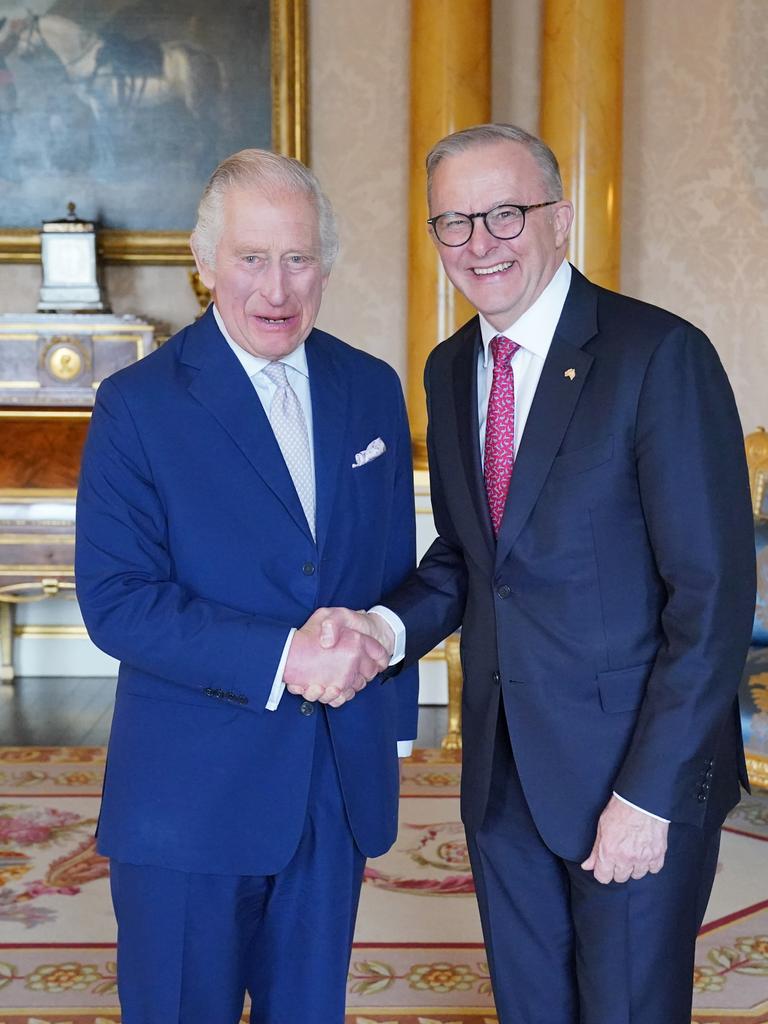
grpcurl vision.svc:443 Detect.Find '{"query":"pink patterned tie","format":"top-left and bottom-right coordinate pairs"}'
top-left (484, 335), bottom-right (520, 536)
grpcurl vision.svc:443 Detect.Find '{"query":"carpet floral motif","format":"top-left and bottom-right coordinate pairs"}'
top-left (349, 958), bottom-right (491, 999)
top-left (364, 822), bottom-right (474, 896)
top-left (1, 748), bottom-right (767, 1024)
top-left (0, 803), bottom-right (107, 929)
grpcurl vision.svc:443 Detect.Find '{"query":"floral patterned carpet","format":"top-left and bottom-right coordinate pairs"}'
top-left (0, 746), bottom-right (766, 1024)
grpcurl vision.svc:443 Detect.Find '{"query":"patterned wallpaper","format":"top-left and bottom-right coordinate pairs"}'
top-left (310, 0), bottom-right (410, 380)
top-left (621, 0), bottom-right (767, 433)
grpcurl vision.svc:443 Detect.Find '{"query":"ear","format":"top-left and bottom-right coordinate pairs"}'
top-left (553, 201), bottom-right (574, 250)
top-left (321, 271), bottom-right (331, 293)
top-left (190, 239), bottom-right (216, 292)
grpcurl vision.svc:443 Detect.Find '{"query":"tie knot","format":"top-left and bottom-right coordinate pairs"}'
top-left (262, 361), bottom-right (289, 388)
top-left (490, 335), bottom-right (520, 369)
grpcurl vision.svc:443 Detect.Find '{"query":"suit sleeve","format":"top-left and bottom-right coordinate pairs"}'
top-left (385, 350), bottom-right (469, 664)
top-left (612, 324), bottom-right (756, 821)
top-left (75, 377), bottom-right (291, 711)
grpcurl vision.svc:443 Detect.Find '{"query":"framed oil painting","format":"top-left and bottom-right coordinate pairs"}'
top-left (0, 0), bottom-right (306, 263)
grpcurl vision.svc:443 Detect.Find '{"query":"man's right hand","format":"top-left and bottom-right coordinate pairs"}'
top-left (315, 607), bottom-right (396, 659)
top-left (283, 611), bottom-right (389, 707)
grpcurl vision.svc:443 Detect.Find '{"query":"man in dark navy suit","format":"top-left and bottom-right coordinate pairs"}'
top-left (322, 124), bottom-right (755, 1023)
top-left (75, 149), bottom-right (418, 1024)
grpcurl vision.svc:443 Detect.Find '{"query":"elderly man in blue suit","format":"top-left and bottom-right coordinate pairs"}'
top-left (75, 149), bottom-right (418, 1024)
top-left (321, 124), bottom-right (756, 1023)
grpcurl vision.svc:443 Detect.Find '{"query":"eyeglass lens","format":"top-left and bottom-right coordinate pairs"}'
top-left (433, 205), bottom-right (525, 245)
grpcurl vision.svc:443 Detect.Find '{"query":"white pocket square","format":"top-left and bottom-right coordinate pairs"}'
top-left (352, 437), bottom-right (386, 468)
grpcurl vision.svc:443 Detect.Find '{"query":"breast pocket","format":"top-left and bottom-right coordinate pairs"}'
top-left (550, 435), bottom-right (614, 478)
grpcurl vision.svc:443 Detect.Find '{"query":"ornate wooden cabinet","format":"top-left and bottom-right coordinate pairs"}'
top-left (0, 314), bottom-right (156, 682)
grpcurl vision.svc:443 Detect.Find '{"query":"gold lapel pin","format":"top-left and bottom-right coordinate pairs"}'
top-left (564, 368), bottom-right (576, 381)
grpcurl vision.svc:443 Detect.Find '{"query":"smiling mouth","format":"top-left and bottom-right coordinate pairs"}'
top-left (472, 261), bottom-right (514, 276)
top-left (254, 315), bottom-right (295, 324)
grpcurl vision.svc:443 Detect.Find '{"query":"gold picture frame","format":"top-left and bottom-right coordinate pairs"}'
top-left (0, 0), bottom-right (307, 266)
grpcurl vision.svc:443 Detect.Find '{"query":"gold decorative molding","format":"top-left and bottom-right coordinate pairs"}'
top-left (189, 271), bottom-right (213, 317)
top-left (12, 625), bottom-right (88, 638)
top-left (746, 427), bottom-right (768, 518)
top-left (0, 488), bottom-right (78, 498)
top-left (441, 633), bottom-right (463, 752)
top-left (271, 0), bottom-right (308, 164)
top-left (746, 754), bottom-right (768, 792)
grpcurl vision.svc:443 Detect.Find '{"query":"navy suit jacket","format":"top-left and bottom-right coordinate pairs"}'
top-left (75, 308), bottom-right (418, 876)
top-left (386, 267), bottom-right (755, 861)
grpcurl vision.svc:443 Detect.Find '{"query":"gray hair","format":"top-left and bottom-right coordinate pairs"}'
top-left (191, 149), bottom-right (339, 273)
top-left (426, 123), bottom-right (563, 207)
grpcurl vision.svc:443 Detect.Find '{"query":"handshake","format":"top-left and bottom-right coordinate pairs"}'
top-left (283, 608), bottom-right (395, 708)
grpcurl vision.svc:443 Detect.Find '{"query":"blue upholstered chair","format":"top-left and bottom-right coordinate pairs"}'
top-left (741, 429), bottom-right (768, 790)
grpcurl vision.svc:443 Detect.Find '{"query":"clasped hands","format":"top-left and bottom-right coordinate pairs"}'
top-left (283, 608), bottom-right (395, 708)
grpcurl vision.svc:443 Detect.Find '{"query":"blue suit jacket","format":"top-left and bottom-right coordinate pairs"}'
top-left (386, 267), bottom-right (756, 860)
top-left (75, 308), bottom-right (418, 875)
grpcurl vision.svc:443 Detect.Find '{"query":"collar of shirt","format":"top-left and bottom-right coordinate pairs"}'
top-left (212, 304), bottom-right (309, 381)
top-left (478, 259), bottom-right (572, 365)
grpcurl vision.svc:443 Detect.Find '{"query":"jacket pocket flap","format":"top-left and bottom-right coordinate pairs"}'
top-left (551, 435), bottom-right (614, 477)
top-left (597, 661), bottom-right (653, 713)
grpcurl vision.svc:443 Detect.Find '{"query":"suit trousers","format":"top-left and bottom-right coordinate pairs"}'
top-left (465, 702), bottom-right (720, 1024)
top-left (109, 705), bottom-right (365, 1024)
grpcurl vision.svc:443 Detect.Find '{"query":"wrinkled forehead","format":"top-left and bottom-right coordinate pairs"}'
top-left (219, 185), bottom-right (321, 241)
top-left (430, 141), bottom-right (546, 212)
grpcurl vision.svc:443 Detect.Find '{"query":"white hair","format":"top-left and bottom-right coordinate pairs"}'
top-left (426, 123), bottom-right (564, 207)
top-left (191, 149), bottom-right (339, 273)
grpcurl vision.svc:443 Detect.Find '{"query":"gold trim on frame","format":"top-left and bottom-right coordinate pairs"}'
top-left (0, 0), bottom-right (307, 266)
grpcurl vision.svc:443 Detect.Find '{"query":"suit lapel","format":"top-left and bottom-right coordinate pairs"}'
top-left (306, 331), bottom-right (349, 557)
top-left (494, 268), bottom-right (598, 567)
top-left (450, 323), bottom-right (496, 564)
top-left (183, 310), bottom-right (313, 542)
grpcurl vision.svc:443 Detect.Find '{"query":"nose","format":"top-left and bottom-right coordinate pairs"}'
top-left (466, 216), bottom-right (498, 258)
top-left (259, 262), bottom-right (289, 306)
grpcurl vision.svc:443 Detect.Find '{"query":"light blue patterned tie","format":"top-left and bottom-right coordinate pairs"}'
top-left (262, 361), bottom-right (315, 537)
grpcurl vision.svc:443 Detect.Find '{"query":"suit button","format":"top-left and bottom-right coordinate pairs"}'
top-left (299, 701), bottom-right (315, 716)
top-left (697, 794), bottom-right (706, 802)
top-left (496, 584), bottom-right (511, 599)
top-left (492, 671), bottom-right (501, 684)
top-left (302, 562), bottom-right (316, 576)
top-left (204, 687), bottom-right (214, 697)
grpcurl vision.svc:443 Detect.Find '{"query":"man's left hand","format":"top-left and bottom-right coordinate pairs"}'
top-left (581, 795), bottom-right (668, 884)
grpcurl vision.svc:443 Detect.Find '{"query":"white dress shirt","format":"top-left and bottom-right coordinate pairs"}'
top-left (372, 266), bottom-right (667, 819)
top-left (215, 307), bottom-right (414, 755)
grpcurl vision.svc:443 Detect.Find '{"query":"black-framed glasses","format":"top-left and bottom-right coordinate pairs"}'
top-left (427, 201), bottom-right (558, 247)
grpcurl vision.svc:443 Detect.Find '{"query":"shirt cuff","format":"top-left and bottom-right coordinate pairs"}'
top-left (397, 740), bottom-right (414, 758)
top-left (613, 791), bottom-right (670, 824)
top-left (266, 627), bottom-right (295, 711)
top-left (369, 605), bottom-right (406, 665)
